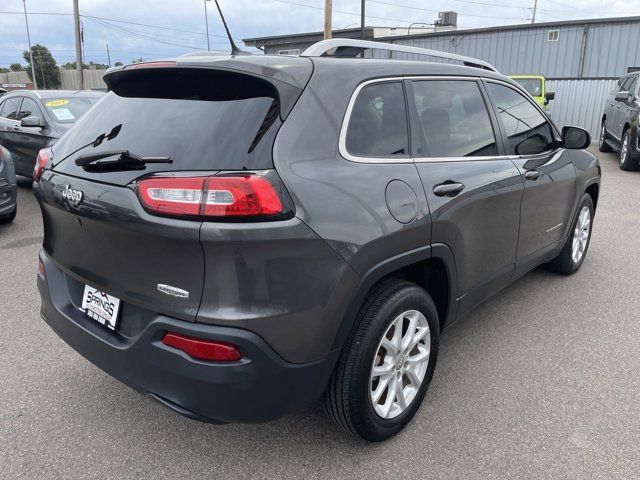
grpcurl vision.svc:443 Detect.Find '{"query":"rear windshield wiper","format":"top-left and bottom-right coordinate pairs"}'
top-left (75, 150), bottom-right (172, 172)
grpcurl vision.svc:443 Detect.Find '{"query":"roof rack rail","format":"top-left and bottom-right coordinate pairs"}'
top-left (301, 39), bottom-right (498, 73)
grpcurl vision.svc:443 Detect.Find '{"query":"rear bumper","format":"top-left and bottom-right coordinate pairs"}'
top-left (38, 251), bottom-right (340, 423)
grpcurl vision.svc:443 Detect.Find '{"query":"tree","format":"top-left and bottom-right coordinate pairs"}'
top-left (22, 44), bottom-right (60, 89)
top-left (61, 61), bottom-right (86, 70)
top-left (114, 61), bottom-right (123, 67)
top-left (0, 68), bottom-right (9, 73)
top-left (9, 63), bottom-right (24, 72)
top-left (131, 57), bottom-right (143, 64)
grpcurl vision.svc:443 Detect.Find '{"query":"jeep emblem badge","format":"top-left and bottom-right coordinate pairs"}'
top-left (62, 185), bottom-right (83, 207)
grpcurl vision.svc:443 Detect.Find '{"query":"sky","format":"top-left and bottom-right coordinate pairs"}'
top-left (0, 0), bottom-right (637, 68)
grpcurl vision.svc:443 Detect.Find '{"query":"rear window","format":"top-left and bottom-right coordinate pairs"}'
top-left (52, 68), bottom-right (280, 183)
top-left (44, 96), bottom-right (101, 123)
top-left (512, 78), bottom-right (543, 97)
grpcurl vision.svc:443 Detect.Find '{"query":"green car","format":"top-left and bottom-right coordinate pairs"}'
top-left (510, 75), bottom-right (555, 110)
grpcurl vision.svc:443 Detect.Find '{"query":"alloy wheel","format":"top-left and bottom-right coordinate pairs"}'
top-left (620, 132), bottom-right (629, 166)
top-left (370, 309), bottom-right (430, 419)
top-left (571, 205), bottom-right (591, 264)
top-left (599, 123), bottom-right (606, 148)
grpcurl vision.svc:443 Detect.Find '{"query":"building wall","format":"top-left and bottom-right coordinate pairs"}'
top-left (385, 18), bottom-right (640, 79)
top-left (1, 69), bottom-right (106, 90)
top-left (0, 71), bottom-right (30, 86)
top-left (59, 69), bottom-right (107, 90)
top-left (377, 19), bottom-right (639, 138)
top-left (546, 79), bottom-right (617, 138)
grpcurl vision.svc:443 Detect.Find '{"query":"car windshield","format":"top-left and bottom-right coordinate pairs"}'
top-left (513, 78), bottom-right (543, 97)
top-left (43, 96), bottom-right (102, 124)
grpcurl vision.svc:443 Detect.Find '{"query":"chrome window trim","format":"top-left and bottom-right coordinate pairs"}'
top-left (338, 76), bottom-right (412, 164)
top-left (338, 75), bottom-right (563, 165)
top-left (340, 76), bottom-right (504, 164)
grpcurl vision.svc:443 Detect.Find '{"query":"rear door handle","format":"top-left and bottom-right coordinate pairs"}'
top-left (524, 170), bottom-right (541, 180)
top-left (11, 125), bottom-right (20, 131)
top-left (433, 181), bottom-right (465, 197)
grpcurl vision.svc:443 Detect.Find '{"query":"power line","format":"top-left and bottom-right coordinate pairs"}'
top-left (536, 9), bottom-right (568, 21)
top-left (543, 0), bottom-right (601, 16)
top-left (267, 0), bottom-right (432, 25)
top-left (82, 16), bottom-right (205, 51)
top-left (368, 0), bottom-right (526, 20)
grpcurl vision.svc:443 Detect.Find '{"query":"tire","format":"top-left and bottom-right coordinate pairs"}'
top-left (619, 128), bottom-right (637, 171)
top-left (322, 278), bottom-right (440, 441)
top-left (0, 205), bottom-right (16, 224)
top-left (598, 120), bottom-right (612, 152)
top-left (547, 193), bottom-right (594, 275)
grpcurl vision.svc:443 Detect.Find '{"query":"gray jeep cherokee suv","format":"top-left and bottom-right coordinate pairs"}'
top-left (35, 40), bottom-right (600, 441)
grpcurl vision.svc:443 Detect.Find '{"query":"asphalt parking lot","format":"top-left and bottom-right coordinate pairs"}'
top-left (1, 147), bottom-right (638, 479)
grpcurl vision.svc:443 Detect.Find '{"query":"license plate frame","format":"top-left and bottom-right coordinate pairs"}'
top-left (80, 285), bottom-right (121, 330)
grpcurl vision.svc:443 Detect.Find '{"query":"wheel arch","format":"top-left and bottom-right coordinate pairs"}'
top-left (585, 182), bottom-right (599, 210)
top-left (330, 244), bottom-right (458, 351)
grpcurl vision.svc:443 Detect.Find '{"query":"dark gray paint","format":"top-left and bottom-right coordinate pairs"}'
top-left (35, 54), bottom-right (600, 423)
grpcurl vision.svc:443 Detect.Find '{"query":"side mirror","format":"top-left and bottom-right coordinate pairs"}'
top-left (545, 91), bottom-right (555, 102)
top-left (515, 133), bottom-right (550, 155)
top-left (562, 126), bottom-right (590, 150)
top-left (614, 90), bottom-right (630, 102)
top-left (21, 116), bottom-right (44, 128)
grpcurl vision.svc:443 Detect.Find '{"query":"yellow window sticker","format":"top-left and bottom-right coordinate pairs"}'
top-left (45, 99), bottom-right (69, 107)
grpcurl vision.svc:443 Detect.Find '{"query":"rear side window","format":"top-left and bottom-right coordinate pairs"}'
top-left (345, 82), bottom-right (409, 158)
top-left (52, 68), bottom-right (281, 182)
top-left (487, 83), bottom-right (556, 156)
top-left (0, 97), bottom-right (22, 120)
top-left (412, 80), bottom-right (497, 158)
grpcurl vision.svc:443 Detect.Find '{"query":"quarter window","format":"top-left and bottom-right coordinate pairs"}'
top-left (487, 83), bottom-right (556, 156)
top-left (412, 80), bottom-right (497, 158)
top-left (345, 82), bottom-right (409, 158)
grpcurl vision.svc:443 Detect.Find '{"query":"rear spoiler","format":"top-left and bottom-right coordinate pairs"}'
top-left (104, 56), bottom-right (313, 120)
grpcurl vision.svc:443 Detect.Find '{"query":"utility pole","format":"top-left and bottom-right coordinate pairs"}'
top-left (106, 43), bottom-right (111, 68)
top-left (531, 0), bottom-right (538, 23)
top-left (73, 0), bottom-right (84, 89)
top-left (361, 0), bottom-right (366, 39)
top-left (22, 0), bottom-right (37, 89)
top-left (204, 0), bottom-right (211, 51)
top-left (324, 0), bottom-right (332, 40)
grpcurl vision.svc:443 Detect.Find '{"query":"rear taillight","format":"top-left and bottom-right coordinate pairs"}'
top-left (137, 175), bottom-right (284, 220)
top-left (34, 148), bottom-right (52, 182)
top-left (162, 332), bottom-right (242, 362)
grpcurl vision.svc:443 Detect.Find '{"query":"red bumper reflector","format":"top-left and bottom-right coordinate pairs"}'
top-left (162, 332), bottom-right (242, 362)
top-left (38, 258), bottom-right (45, 279)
